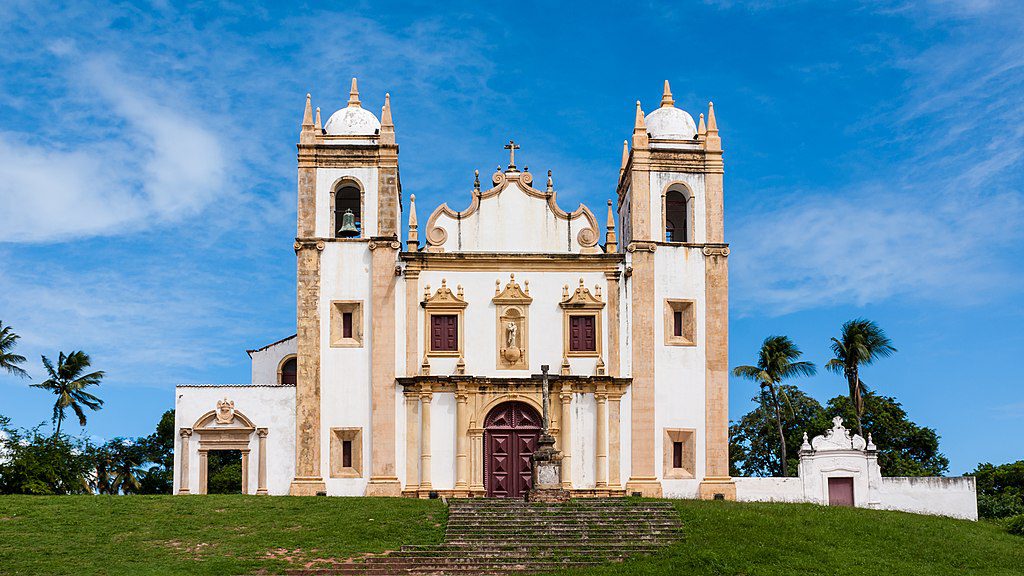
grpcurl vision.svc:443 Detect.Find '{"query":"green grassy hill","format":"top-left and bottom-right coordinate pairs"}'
top-left (0, 496), bottom-right (1020, 576)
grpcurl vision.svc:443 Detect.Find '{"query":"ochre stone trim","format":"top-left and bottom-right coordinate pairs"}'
top-left (663, 428), bottom-right (697, 479)
top-left (329, 427), bottom-right (363, 478)
top-left (625, 250), bottom-right (662, 497)
top-left (664, 299), bottom-right (697, 347)
top-left (329, 300), bottom-right (364, 348)
top-left (404, 270), bottom-right (420, 377)
top-left (328, 175), bottom-right (366, 239)
top-left (404, 392), bottom-right (419, 492)
top-left (402, 252), bottom-right (624, 273)
top-left (422, 279), bottom-right (468, 358)
top-left (560, 279), bottom-right (606, 359)
top-left (660, 181), bottom-right (696, 244)
top-left (290, 244), bottom-right (325, 496)
top-left (701, 245), bottom-right (734, 500)
top-left (493, 274), bottom-right (532, 370)
top-left (605, 271), bottom-right (621, 377)
top-left (367, 242), bottom-right (401, 497)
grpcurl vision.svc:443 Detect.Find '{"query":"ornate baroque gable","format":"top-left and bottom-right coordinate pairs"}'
top-left (423, 165), bottom-right (601, 254)
top-left (560, 279), bottom-right (606, 310)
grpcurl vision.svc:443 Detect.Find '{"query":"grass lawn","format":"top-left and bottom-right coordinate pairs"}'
top-left (551, 500), bottom-right (1024, 576)
top-left (0, 495), bottom-right (446, 576)
top-left (1, 496), bottom-right (1022, 576)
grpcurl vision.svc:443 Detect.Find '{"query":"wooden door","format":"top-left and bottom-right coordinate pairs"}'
top-left (484, 401), bottom-right (541, 498)
top-left (828, 477), bottom-right (855, 507)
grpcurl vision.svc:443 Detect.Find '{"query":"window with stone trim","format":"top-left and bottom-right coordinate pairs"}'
top-left (664, 428), bottom-right (696, 479)
top-left (279, 356), bottom-right (297, 386)
top-left (664, 299), bottom-right (696, 346)
top-left (430, 314), bottom-right (458, 352)
top-left (330, 427), bottom-right (362, 478)
top-left (330, 301), bottom-right (363, 347)
top-left (568, 315), bottom-right (597, 352)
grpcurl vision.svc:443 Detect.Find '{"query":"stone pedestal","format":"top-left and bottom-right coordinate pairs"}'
top-left (527, 433), bottom-right (570, 503)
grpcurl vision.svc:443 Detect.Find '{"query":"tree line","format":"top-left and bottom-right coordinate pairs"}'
top-left (0, 320), bottom-right (173, 494)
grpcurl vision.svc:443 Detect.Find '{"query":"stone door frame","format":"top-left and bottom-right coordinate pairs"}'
top-left (178, 407), bottom-right (269, 495)
top-left (483, 400), bottom-right (542, 498)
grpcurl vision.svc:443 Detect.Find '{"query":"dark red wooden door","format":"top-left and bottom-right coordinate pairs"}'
top-left (484, 401), bottom-right (541, 498)
top-left (828, 477), bottom-right (855, 507)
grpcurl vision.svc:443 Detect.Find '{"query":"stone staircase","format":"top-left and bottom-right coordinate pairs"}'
top-left (282, 498), bottom-right (682, 575)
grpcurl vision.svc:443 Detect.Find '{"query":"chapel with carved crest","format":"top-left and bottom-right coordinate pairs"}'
top-left (173, 78), bottom-right (734, 501)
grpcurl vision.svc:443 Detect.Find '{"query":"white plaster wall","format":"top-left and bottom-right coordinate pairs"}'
top-left (173, 385), bottom-right (295, 495)
top-left (653, 245), bottom-right (707, 483)
top-left (250, 337), bottom-right (297, 384)
top-left (319, 241), bottom-right (373, 495)
top-left (415, 270), bottom-right (611, 377)
top-left (315, 167), bottom-right (379, 238)
top-left (879, 477), bottom-right (978, 521)
top-left (571, 393), bottom-right (597, 489)
top-left (734, 477), bottom-right (805, 503)
top-left (649, 171), bottom-right (707, 243)
top-left (430, 392), bottom-right (457, 490)
top-left (431, 181), bottom-right (596, 253)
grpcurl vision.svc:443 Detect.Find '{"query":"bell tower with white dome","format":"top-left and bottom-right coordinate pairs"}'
top-left (617, 81), bottom-right (733, 500)
top-left (291, 78), bottom-right (404, 496)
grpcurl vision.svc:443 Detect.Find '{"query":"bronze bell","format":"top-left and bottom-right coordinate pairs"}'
top-left (338, 209), bottom-right (359, 237)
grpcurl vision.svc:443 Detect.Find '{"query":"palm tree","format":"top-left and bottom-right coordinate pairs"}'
top-left (0, 321), bottom-right (29, 378)
top-left (31, 351), bottom-right (105, 438)
top-left (733, 335), bottom-right (817, 476)
top-left (111, 441), bottom-right (146, 495)
top-left (825, 319), bottom-right (897, 438)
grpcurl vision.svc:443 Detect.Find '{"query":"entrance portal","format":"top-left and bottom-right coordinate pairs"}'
top-left (484, 401), bottom-right (541, 498)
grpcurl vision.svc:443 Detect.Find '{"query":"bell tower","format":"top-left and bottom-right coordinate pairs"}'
top-left (617, 81), bottom-right (733, 499)
top-left (290, 79), bottom-right (403, 496)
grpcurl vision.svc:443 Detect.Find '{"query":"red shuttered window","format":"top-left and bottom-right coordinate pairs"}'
top-left (568, 315), bottom-right (596, 352)
top-left (430, 314), bottom-right (459, 352)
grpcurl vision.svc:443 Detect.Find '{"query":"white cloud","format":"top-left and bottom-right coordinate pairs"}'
top-left (0, 57), bottom-right (227, 243)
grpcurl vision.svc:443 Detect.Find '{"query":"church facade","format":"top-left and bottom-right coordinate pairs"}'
top-left (173, 79), bottom-right (734, 500)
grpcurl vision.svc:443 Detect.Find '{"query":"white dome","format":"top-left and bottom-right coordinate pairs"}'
top-left (645, 106), bottom-right (697, 140)
top-left (324, 105), bottom-right (381, 136)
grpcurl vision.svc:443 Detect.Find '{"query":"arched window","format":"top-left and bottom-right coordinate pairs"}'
top-left (665, 189), bottom-right (689, 242)
top-left (279, 356), bottom-right (297, 386)
top-left (335, 185), bottom-right (361, 238)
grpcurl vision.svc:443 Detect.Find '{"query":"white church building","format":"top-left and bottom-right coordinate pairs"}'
top-left (173, 78), bottom-right (733, 499)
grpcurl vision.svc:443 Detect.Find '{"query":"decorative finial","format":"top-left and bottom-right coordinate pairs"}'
top-left (633, 100), bottom-right (646, 131)
top-left (632, 101), bottom-right (649, 149)
top-left (546, 169), bottom-right (553, 192)
top-left (314, 107), bottom-right (322, 131)
top-left (455, 355), bottom-right (466, 375)
top-left (801, 432), bottom-right (812, 452)
top-left (495, 278), bottom-right (501, 295)
top-left (705, 102), bottom-right (720, 151)
top-left (457, 284), bottom-right (464, 298)
top-left (524, 279), bottom-right (530, 295)
top-left (660, 80), bottom-right (674, 108)
top-left (347, 78), bottom-right (360, 107)
top-left (620, 139), bottom-right (629, 173)
top-left (562, 284), bottom-right (569, 299)
top-left (605, 199), bottom-right (617, 253)
top-left (474, 169), bottom-right (480, 191)
top-left (302, 93), bottom-right (314, 128)
top-left (707, 101), bottom-right (718, 132)
top-left (421, 354), bottom-right (431, 376)
top-left (504, 140), bottom-right (520, 171)
top-left (381, 93), bottom-right (393, 126)
top-left (407, 193), bottom-right (418, 249)
top-left (697, 113), bottom-right (706, 137)
top-left (560, 356), bottom-right (571, 376)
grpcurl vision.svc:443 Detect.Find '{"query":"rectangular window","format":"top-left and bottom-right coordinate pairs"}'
top-left (664, 299), bottom-right (696, 346)
top-left (672, 441), bottom-right (683, 469)
top-left (431, 314), bottom-right (459, 352)
top-left (673, 311), bottom-right (683, 337)
top-left (569, 315), bottom-right (596, 352)
top-left (664, 429), bottom-right (696, 479)
top-left (342, 440), bottom-right (352, 468)
top-left (342, 312), bottom-right (353, 339)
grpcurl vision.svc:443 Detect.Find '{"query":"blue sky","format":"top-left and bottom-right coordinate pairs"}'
top-left (0, 1), bottom-right (1021, 474)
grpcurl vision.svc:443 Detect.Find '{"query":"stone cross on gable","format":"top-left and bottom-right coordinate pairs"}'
top-left (504, 140), bottom-right (520, 170)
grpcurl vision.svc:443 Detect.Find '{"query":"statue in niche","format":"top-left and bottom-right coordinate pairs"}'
top-left (501, 314), bottom-right (523, 365)
top-left (506, 321), bottom-right (518, 348)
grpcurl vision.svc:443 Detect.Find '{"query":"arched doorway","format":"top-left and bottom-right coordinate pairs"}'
top-left (484, 401), bottom-right (541, 498)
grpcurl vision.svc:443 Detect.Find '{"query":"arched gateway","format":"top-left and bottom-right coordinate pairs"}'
top-left (484, 401), bottom-right (542, 498)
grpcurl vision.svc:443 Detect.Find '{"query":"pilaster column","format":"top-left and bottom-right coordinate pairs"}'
top-left (177, 428), bottom-right (192, 495)
top-left (404, 392), bottom-right (420, 493)
top-left (455, 386), bottom-right (469, 495)
top-left (198, 450), bottom-right (209, 495)
top-left (241, 450), bottom-right (251, 494)
top-left (605, 271), bottom-right (621, 376)
top-left (290, 240), bottom-right (326, 496)
top-left (405, 270), bottom-right (420, 376)
top-left (256, 428), bottom-right (269, 495)
top-left (366, 239), bottom-right (402, 496)
top-left (595, 387), bottom-right (609, 491)
top-left (469, 426), bottom-right (484, 494)
top-left (418, 388), bottom-right (433, 497)
top-left (625, 244), bottom-right (662, 497)
top-left (559, 386), bottom-right (573, 489)
top-left (608, 394), bottom-right (622, 490)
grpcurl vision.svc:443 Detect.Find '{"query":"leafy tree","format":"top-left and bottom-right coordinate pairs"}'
top-left (0, 423), bottom-right (94, 494)
top-left (730, 386), bottom-right (827, 477)
top-left (730, 391), bottom-right (949, 478)
top-left (819, 393), bottom-right (949, 476)
top-left (732, 336), bottom-right (817, 476)
top-left (31, 351), bottom-right (105, 437)
top-left (207, 450), bottom-right (242, 494)
top-left (0, 321), bottom-right (29, 379)
top-left (969, 460), bottom-right (1024, 519)
top-left (825, 319), bottom-right (896, 437)
top-left (137, 409), bottom-right (174, 494)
